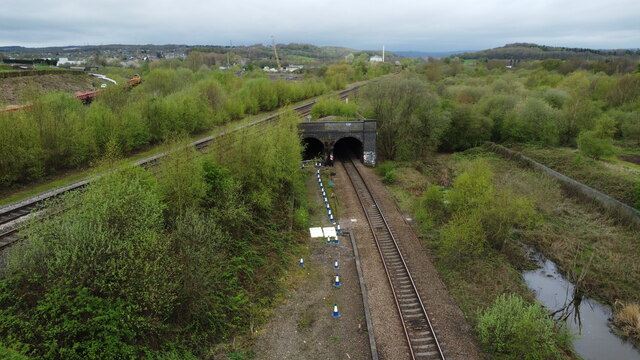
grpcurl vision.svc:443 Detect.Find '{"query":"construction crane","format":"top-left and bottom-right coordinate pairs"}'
top-left (271, 35), bottom-right (282, 72)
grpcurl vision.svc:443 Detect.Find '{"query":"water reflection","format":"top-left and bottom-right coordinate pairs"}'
top-left (522, 253), bottom-right (640, 360)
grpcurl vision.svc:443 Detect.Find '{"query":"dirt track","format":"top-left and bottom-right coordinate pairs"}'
top-left (0, 73), bottom-right (96, 106)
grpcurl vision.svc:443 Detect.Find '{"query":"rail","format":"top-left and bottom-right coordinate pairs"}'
top-left (341, 156), bottom-right (445, 360)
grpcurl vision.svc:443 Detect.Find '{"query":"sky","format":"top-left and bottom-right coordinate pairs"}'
top-left (1, 0), bottom-right (639, 51)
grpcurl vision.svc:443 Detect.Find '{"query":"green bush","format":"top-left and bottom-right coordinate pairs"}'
top-left (446, 159), bottom-right (494, 213)
top-left (310, 97), bottom-right (357, 119)
top-left (501, 98), bottom-right (560, 145)
top-left (376, 162), bottom-right (396, 184)
top-left (476, 94), bottom-right (518, 141)
top-left (577, 115), bottom-right (617, 159)
top-left (432, 159), bottom-right (539, 262)
top-left (0, 343), bottom-right (29, 360)
top-left (577, 130), bottom-right (615, 159)
top-left (156, 140), bottom-right (207, 218)
top-left (439, 103), bottom-right (493, 152)
top-left (634, 182), bottom-right (640, 209)
top-left (414, 185), bottom-right (446, 231)
top-left (5, 167), bottom-right (176, 329)
top-left (542, 88), bottom-right (570, 109)
top-left (477, 294), bottom-right (571, 360)
top-left (438, 212), bottom-right (487, 263)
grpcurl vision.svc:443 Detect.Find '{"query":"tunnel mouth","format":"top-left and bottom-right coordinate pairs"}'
top-left (302, 137), bottom-right (324, 161)
top-left (333, 137), bottom-right (363, 162)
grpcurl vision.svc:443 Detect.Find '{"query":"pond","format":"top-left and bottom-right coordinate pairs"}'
top-left (522, 253), bottom-right (640, 360)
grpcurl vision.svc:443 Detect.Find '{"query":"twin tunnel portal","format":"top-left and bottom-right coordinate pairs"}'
top-left (299, 119), bottom-right (377, 167)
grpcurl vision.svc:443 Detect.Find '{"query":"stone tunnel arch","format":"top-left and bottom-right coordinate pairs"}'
top-left (302, 137), bottom-right (324, 160)
top-left (333, 136), bottom-right (363, 161)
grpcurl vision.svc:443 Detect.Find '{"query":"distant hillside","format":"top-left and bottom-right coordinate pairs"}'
top-left (192, 43), bottom-right (399, 64)
top-left (0, 43), bottom-right (398, 66)
top-left (459, 43), bottom-right (640, 60)
top-left (393, 50), bottom-right (471, 59)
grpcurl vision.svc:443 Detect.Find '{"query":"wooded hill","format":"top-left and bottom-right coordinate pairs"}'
top-left (459, 43), bottom-right (640, 60)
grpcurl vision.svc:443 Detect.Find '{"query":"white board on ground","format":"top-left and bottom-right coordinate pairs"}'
top-left (322, 227), bottom-right (337, 238)
top-left (309, 227), bottom-right (324, 238)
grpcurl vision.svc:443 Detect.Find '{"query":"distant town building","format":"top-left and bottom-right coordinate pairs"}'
top-left (57, 58), bottom-right (83, 66)
top-left (370, 55), bottom-right (383, 62)
top-left (285, 65), bottom-right (304, 72)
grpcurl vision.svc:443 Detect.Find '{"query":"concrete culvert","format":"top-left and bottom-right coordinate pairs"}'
top-left (302, 137), bottom-right (324, 160)
top-left (333, 136), bottom-right (363, 161)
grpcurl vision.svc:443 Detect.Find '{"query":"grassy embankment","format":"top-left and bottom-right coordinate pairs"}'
top-left (512, 144), bottom-right (640, 209)
top-left (379, 148), bottom-right (640, 357)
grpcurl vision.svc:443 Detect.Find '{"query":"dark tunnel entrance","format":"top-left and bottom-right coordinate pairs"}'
top-left (333, 137), bottom-right (363, 162)
top-left (302, 137), bottom-right (324, 160)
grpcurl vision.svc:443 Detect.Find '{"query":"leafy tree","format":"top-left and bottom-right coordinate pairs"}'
top-left (325, 63), bottom-right (354, 90)
top-left (476, 94), bottom-right (518, 141)
top-left (542, 88), bottom-right (570, 109)
top-left (619, 111), bottom-right (640, 144)
top-left (607, 73), bottom-right (640, 107)
top-left (359, 75), bottom-right (450, 160)
top-left (156, 139), bottom-right (207, 218)
top-left (501, 98), bottom-right (560, 145)
top-left (439, 103), bottom-right (492, 152)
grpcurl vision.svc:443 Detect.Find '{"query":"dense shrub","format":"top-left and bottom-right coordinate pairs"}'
top-left (476, 94), bottom-right (518, 141)
top-left (438, 212), bottom-right (488, 262)
top-left (0, 108), bottom-right (308, 357)
top-left (577, 115), bottom-right (617, 158)
top-left (501, 98), bottom-right (561, 145)
top-left (477, 294), bottom-right (571, 360)
top-left (310, 97), bottom-right (357, 119)
top-left (542, 88), bottom-right (570, 109)
top-left (414, 185), bottom-right (446, 231)
top-left (0, 68), bottom-right (327, 189)
top-left (439, 103), bottom-right (492, 152)
top-left (376, 162), bottom-right (396, 184)
top-left (423, 159), bottom-right (538, 264)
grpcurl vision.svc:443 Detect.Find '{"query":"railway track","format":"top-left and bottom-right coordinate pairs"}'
top-left (0, 86), bottom-right (360, 250)
top-left (341, 156), bottom-right (445, 360)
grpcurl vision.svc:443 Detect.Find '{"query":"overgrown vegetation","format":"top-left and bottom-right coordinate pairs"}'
top-left (357, 57), bottom-right (640, 208)
top-left (514, 145), bottom-right (640, 208)
top-left (309, 97), bottom-right (357, 119)
top-left (0, 67), bottom-right (327, 189)
top-left (0, 113), bottom-right (307, 358)
top-left (382, 148), bottom-right (640, 358)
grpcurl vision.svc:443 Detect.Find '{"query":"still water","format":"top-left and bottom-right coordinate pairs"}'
top-left (522, 254), bottom-right (640, 360)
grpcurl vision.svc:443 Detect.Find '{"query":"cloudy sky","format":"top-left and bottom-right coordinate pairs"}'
top-left (1, 0), bottom-right (639, 51)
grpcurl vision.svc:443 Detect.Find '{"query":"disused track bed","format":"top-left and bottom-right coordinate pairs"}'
top-left (341, 157), bottom-right (445, 360)
top-left (0, 86), bottom-right (360, 249)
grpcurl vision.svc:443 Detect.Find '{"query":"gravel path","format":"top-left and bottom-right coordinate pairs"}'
top-left (251, 168), bottom-right (371, 360)
top-left (252, 159), bottom-right (483, 360)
